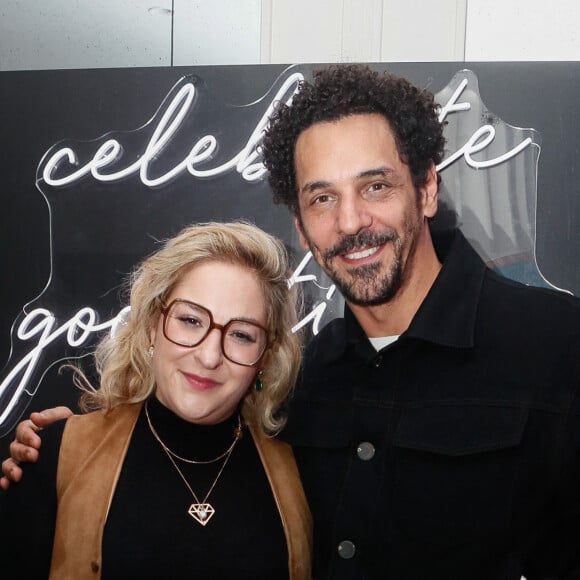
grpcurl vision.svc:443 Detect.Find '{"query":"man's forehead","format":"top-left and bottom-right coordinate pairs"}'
top-left (297, 112), bottom-right (393, 141)
top-left (294, 114), bottom-right (403, 185)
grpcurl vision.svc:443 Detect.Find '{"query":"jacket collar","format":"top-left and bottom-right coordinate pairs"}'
top-left (319, 229), bottom-right (487, 363)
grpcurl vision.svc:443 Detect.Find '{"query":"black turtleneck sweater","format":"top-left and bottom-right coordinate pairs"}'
top-left (0, 397), bottom-right (289, 579)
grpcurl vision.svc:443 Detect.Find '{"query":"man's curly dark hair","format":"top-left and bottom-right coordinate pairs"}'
top-left (261, 64), bottom-right (446, 214)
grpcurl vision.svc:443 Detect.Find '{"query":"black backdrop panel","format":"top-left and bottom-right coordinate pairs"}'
top-left (1, 63), bottom-right (579, 450)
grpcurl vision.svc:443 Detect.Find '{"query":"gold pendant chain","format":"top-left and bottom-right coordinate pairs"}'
top-left (144, 399), bottom-right (243, 525)
top-left (145, 399), bottom-right (242, 464)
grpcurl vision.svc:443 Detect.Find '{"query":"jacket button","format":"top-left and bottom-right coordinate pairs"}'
top-left (91, 561), bottom-right (100, 573)
top-left (373, 355), bottom-right (383, 368)
top-left (337, 540), bottom-right (356, 559)
top-left (357, 441), bottom-right (375, 461)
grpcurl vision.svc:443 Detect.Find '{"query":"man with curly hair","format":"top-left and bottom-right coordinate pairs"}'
top-left (262, 64), bottom-right (580, 579)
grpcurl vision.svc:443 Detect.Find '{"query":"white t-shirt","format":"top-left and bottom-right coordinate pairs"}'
top-left (368, 335), bottom-right (399, 351)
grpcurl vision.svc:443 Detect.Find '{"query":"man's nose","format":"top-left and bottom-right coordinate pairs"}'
top-left (336, 193), bottom-right (372, 235)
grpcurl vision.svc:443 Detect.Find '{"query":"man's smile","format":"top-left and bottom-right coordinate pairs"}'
top-left (343, 245), bottom-right (382, 261)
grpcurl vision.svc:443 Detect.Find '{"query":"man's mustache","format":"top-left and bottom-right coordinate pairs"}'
top-left (323, 230), bottom-right (398, 261)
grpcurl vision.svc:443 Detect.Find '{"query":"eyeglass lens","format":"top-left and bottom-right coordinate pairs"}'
top-left (164, 300), bottom-right (267, 365)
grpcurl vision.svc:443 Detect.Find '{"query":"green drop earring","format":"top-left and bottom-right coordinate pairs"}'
top-left (255, 371), bottom-right (264, 392)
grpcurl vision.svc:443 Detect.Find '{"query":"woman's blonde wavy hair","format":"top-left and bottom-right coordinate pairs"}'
top-left (77, 221), bottom-right (302, 434)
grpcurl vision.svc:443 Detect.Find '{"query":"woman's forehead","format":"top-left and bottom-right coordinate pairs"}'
top-left (167, 261), bottom-right (267, 324)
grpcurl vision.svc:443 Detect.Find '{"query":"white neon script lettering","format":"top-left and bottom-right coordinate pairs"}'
top-left (436, 78), bottom-right (533, 172)
top-left (41, 73), bottom-right (304, 187)
top-left (0, 306), bottom-right (130, 429)
top-left (288, 251), bottom-right (337, 335)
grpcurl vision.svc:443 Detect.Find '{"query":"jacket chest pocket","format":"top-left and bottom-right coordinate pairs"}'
top-left (391, 403), bottom-right (528, 548)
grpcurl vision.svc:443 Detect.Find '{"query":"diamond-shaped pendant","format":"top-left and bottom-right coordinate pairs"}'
top-left (188, 503), bottom-right (215, 526)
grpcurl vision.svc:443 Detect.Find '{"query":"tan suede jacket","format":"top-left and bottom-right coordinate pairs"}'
top-left (50, 403), bottom-right (312, 579)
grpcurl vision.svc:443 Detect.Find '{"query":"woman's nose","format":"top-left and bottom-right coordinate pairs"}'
top-left (193, 328), bottom-right (223, 368)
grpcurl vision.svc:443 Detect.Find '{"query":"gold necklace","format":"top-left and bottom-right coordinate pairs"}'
top-left (145, 400), bottom-right (242, 464)
top-left (145, 400), bottom-right (243, 526)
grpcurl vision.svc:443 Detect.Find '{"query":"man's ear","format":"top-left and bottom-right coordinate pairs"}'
top-left (294, 215), bottom-right (309, 250)
top-left (421, 163), bottom-right (439, 219)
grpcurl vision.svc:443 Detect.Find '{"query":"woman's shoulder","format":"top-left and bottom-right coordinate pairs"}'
top-left (0, 416), bottom-right (65, 576)
top-left (65, 403), bottom-right (142, 434)
top-left (32, 415), bottom-right (69, 464)
top-left (0, 412), bottom-right (66, 517)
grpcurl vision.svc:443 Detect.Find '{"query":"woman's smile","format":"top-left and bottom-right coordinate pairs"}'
top-left (180, 370), bottom-right (220, 391)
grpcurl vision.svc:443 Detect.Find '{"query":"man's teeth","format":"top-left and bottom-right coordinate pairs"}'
top-left (345, 246), bottom-right (379, 260)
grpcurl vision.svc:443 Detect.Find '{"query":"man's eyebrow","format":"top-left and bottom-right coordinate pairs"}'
top-left (357, 166), bottom-right (397, 179)
top-left (299, 179), bottom-right (332, 196)
top-left (299, 167), bottom-right (397, 196)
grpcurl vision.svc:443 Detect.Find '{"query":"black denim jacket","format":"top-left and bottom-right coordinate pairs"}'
top-left (281, 229), bottom-right (580, 580)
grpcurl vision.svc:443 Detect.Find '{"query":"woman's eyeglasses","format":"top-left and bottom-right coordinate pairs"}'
top-left (161, 299), bottom-right (269, 367)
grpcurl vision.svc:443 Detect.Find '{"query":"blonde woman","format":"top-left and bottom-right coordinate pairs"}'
top-left (0, 221), bottom-right (311, 579)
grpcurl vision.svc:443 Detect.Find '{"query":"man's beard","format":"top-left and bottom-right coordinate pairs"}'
top-left (309, 209), bottom-right (421, 306)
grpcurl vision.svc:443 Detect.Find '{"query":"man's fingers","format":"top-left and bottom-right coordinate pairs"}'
top-left (13, 406), bottom-right (73, 450)
top-left (15, 419), bottom-right (42, 449)
top-left (1, 458), bottom-right (23, 484)
top-left (0, 407), bottom-right (73, 491)
top-left (30, 406), bottom-right (73, 428)
top-left (9, 439), bottom-right (39, 463)
top-left (0, 407), bottom-right (74, 491)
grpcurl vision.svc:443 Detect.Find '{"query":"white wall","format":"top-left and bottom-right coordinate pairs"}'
top-left (1, 0), bottom-right (579, 71)
top-left (173, 0), bottom-right (262, 65)
top-left (465, 0), bottom-right (580, 60)
top-left (0, 0), bottom-right (173, 69)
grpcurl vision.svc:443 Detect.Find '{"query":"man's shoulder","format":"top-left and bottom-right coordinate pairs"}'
top-left (302, 316), bottom-right (347, 364)
top-left (482, 269), bottom-right (580, 329)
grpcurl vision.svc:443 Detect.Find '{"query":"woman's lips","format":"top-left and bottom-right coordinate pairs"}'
top-left (181, 371), bottom-right (219, 391)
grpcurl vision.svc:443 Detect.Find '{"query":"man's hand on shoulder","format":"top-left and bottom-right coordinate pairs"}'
top-left (0, 406), bottom-right (73, 490)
